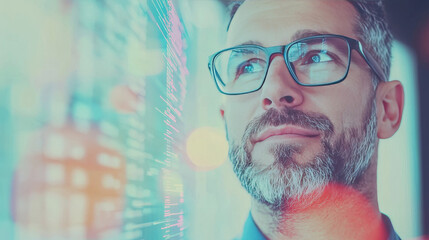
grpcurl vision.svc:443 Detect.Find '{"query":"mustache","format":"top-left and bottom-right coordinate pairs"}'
top-left (242, 108), bottom-right (335, 143)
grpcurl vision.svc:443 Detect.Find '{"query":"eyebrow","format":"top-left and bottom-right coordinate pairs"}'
top-left (290, 29), bottom-right (331, 41)
top-left (236, 29), bottom-right (332, 47)
top-left (237, 40), bottom-right (263, 46)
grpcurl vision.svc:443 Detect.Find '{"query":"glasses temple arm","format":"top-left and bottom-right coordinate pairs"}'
top-left (208, 60), bottom-right (226, 87)
top-left (356, 42), bottom-right (388, 82)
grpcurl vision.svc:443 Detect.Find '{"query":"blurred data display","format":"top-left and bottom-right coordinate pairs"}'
top-left (0, 0), bottom-right (422, 240)
top-left (1, 0), bottom-right (188, 239)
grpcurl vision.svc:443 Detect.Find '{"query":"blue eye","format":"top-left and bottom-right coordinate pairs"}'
top-left (236, 58), bottom-right (265, 76)
top-left (303, 51), bottom-right (333, 65)
top-left (311, 55), bottom-right (321, 63)
top-left (243, 64), bottom-right (255, 73)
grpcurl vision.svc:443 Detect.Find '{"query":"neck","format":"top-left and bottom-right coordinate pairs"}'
top-left (250, 155), bottom-right (386, 240)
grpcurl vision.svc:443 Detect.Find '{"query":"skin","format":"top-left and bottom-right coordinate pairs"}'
top-left (220, 0), bottom-right (404, 239)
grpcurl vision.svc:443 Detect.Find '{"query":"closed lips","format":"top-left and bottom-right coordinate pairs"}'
top-left (253, 125), bottom-right (320, 143)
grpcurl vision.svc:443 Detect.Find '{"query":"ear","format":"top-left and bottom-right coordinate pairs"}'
top-left (376, 80), bottom-right (404, 139)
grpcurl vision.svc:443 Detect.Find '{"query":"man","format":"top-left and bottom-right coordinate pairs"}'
top-left (208, 0), bottom-right (404, 239)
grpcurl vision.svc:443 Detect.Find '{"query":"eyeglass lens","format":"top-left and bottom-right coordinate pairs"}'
top-left (213, 36), bottom-right (350, 94)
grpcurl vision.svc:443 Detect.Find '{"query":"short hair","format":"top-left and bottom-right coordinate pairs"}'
top-left (226, 0), bottom-right (393, 85)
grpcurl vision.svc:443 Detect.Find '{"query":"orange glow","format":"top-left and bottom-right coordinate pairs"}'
top-left (282, 183), bottom-right (389, 240)
top-left (186, 127), bottom-right (228, 170)
top-left (11, 124), bottom-right (126, 239)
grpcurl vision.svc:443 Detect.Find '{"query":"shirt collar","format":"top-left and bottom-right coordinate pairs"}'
top-left (382, 214), bottom-right (402, 240)
top-left (240, 213), bottom-right (401, 240)
top-left (240, 213), bottom-right (266, 240)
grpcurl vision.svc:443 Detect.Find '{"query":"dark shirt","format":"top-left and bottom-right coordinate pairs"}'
top-left (239, 213), bottom-right (401, 240)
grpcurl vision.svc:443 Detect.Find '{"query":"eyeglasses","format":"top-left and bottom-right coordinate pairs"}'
top-left (208, 34), bottom-right (386, 95)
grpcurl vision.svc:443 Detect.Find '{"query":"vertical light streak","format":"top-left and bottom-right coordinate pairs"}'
top-left (150, 0), bottom-right (188, 238)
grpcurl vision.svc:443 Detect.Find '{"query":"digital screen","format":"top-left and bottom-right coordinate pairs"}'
top-left (2, 0), bottom-right (188, 239)
top-left (0, 0), bottom-right (423, 239)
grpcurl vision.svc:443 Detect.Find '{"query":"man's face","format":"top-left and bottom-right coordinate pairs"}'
top-left (222, 0), bottom-right (379, 209)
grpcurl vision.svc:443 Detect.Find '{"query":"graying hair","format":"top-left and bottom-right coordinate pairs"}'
top-left (227, 0), bottom-right (393, 86)
top-left (348, 0), bottom-right (393, 86)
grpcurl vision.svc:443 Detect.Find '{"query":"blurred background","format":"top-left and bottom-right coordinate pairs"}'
top-left (0, 0), bottom-right (427, 239)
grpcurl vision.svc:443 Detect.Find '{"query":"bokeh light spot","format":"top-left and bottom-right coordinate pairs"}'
top-left (186, 127), bottom-right (228, 170)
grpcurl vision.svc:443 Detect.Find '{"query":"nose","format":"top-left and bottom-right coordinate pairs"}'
top-left (260, 54), bottom-right (304, 110)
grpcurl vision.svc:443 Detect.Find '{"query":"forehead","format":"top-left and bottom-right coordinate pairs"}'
top-left (227, 0), bottom-right (358, 47)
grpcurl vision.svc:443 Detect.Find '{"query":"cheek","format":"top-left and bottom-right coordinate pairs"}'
top-left (309, 87), bottom-right (371, 132)
top-left (224, 97), bottom-right (259, 141)
top-left (339, 92), bottom-right (372, 128)
top-left (225, 108), bottom-right (250, 141)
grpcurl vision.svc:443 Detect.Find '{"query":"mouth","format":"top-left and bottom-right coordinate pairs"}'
top-left (252, 125), bottom-right (320, 143)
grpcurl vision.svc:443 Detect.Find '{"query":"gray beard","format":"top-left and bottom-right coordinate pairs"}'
top-left (228, 99), bottom-right (377, 211)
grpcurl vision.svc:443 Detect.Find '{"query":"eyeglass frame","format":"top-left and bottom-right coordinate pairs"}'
top-left (208, 34), bottom-right (387, 95)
